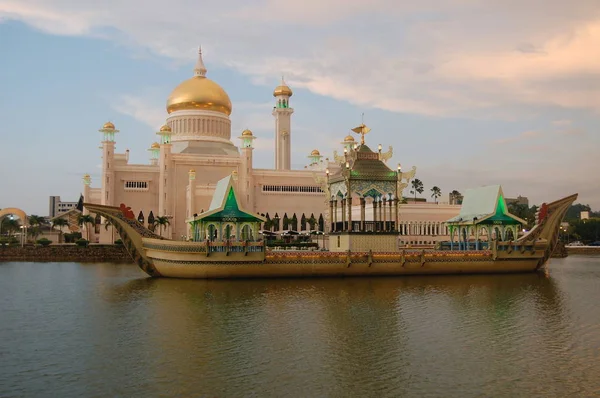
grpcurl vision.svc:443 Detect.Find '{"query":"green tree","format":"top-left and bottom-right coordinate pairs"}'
top-left (430, 186), bottom-right (442, 204)
top-left (450, 190), bottom-right (462, 204)
top-left (28, 215), bottom-right (45, 240)
top-left (152, 216), bottom-right (171, 237)
top-left (308, 213), bottom-right (317, 230)
top-left (283, 213), bottom-right (289, 230)
top-left (52, 218), bottom-right (69, 243)
top-left (78, 214), bottom-right (95, 241)
top-left (1, 216), bottom-right (20, 236)
top-left (410, 179), bottom-right (424, 201)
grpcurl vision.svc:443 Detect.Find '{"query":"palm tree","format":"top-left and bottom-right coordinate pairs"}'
top-left (78, 214), bottom-right (95, 241)
top-left (431, 186), bottom-right (442, 204)
top-left (153, 216), bottom-right (171, 237)
top-left (410, 179), bottom-right (424, 201)
top-left (52, 218), bottom-right (69, 243)
top-left (2, 217), bottom-right (20, 236)
top-left (28, 215), bottom-right (45, 240)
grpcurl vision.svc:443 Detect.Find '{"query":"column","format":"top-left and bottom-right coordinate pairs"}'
top-left (341, 198), bottom-right (346, 232)
top-left (360, 198), bottom-right (366, 232)
top-left (372, 199), bottom-right (378, 231)
top-left (333, 199), bottom-right (338, 232)
top-left (329, 200), bottom-right (334, 232)
top-left (394, 198), bottom-right (399, 232)
top-left (382, 198), bottom-right (387, 231)
top-left (378, 197), bottom-right (384, 231)
top-left (347, 197), bottom-right (353, 232)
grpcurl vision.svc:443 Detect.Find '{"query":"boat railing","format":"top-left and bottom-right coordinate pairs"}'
top-left (206, 241), bottom-right (264, 253)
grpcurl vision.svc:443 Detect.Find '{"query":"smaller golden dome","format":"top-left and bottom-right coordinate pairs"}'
top-left (159, 125), bottom-right (172, 133)
top-left (83, 173), bottom-right (90, 178)
top-left (273, 84), bottom-right (293, 97)
top-left (102, 122), bottom-right (115, 130)
top-left (189, 169), bottom-right (196, 173)
top-left (151, 142), bottom-right (160, 149)
top-left (344, 135), bottom-right (355, 142)
top-left (242, 129), bottom-right (253, 137)
top-left (311, 149), bottom-right (321, 156)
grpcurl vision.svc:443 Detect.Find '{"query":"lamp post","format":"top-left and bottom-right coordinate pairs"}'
top-left (19, 225), bottom-right (25, 247)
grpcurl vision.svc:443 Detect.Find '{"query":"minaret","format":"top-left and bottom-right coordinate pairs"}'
top-left (148, 142), bottom-right (160, 165)
top-left (99, 122), bottom-right (118, 206)
top-left (238, 129), bottom-right (256, 209)
top-left (82, 174), bottom-right (91, 216)
top-left (157, 124), bottom-right (173, 238)
top-left (272, 77), bottom-right (294, 170)
top-left (187, 169), bottom-right (196, 221)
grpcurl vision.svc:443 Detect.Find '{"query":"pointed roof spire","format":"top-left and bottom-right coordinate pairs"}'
top-left (194, 46), bottom-right (207, 77)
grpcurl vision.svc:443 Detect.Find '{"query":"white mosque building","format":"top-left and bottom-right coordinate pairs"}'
top-left (81, 49), bottom-right (460, 244)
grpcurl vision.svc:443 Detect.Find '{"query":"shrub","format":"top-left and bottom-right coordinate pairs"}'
top-left (64, 232), bottom-right (83, 243)
top-left (114, 239), bottom-right (123, 245)
top-left (0, 237), bottom-right (20, 247)
top-left (36, 238), bottom-right (52, 247)
top-left (75, 239), bottom-right (89, 247)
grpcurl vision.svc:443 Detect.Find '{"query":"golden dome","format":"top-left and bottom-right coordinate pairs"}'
top-left (344, 135), bottom-right (355, 142)
top-left (311, 149), bottom-right (321, 156)
top-left (189, 169), bottom-right (196, 173)
top-left (273, 84), bottom-right (293, 97)
top-left (102, 122), bottom-right (115, 130)
top-left (83, 173), bottom-right (90, 178)
top-left (150, 142), bottom-right (160, 149)
top-left (166, 76), bottom-right (232, 115)
top-left (159, 124), bottom-right (172, 132)
top-left (242, 129), bottom-right (253, 137)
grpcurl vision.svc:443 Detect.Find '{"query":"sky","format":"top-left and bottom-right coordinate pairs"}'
top-left (0, 0), bottom-right (599, 216)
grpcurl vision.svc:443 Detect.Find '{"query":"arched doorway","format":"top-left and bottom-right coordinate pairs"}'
top-left (0, 208), bottom-right (29, 244)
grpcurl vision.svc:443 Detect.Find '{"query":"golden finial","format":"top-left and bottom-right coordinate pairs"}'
top-left (351, 113), bottom-right (370, 144)
top-left (351, 122), bottom-right (371, 145)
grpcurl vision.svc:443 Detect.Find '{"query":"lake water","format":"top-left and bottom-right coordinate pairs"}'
top-left (1, 257), bottom-right (599, 397)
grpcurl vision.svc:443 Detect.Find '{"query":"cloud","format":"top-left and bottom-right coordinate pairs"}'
top-left (552, 119), bottom-right (572, 126)
top-left (2, 0), bottom-right (600, 118)
top-left (113, 93), bottom-right (166, 130)
top-left (493, 130), bottom-right (541, 145)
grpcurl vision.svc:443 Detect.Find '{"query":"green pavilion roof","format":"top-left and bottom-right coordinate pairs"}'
top-left (191, 175), bottom-right (265, 223)
top-left (446, 185), bottom-right (526, 226)
top-left (332, 143), bottom-right (397, 181)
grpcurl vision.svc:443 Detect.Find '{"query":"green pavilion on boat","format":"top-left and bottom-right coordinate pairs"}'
top-left (187, 175), bottom-right (265, 252)
top-left (445, 185), bottom-right (527, 250)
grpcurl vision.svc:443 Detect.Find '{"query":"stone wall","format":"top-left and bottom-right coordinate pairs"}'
top-left (566, 246), bottom-right (600, 256)
top-left (0, 244), bottom-right (134, 263)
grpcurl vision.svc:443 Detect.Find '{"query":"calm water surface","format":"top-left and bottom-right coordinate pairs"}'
top-left (1, 257), bottom-right (600, 397)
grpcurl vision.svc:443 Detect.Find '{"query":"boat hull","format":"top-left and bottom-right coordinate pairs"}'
top-left (150, 254), bottom-right (543, 279)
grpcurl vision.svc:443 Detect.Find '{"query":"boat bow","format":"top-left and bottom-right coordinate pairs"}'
top-left (83, 203), bottom-right (163, 276)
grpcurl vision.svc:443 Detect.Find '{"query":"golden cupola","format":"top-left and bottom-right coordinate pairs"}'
top-left (273, 77), bottom-right (293, 97)
top-left (166, 48), bottom-right (232, 115)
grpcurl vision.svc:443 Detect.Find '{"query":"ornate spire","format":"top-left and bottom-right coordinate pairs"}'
top-left (194, 46), bottom-right (207, 77)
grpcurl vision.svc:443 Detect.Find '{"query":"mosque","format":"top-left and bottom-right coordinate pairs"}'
top-left (81, 49), bottom-right (460, 245)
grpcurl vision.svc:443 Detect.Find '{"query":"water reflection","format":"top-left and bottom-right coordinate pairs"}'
top-left (100, 272), bottom-right (591, 397)
top-left (2, 261), bottom-right (600, 397)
